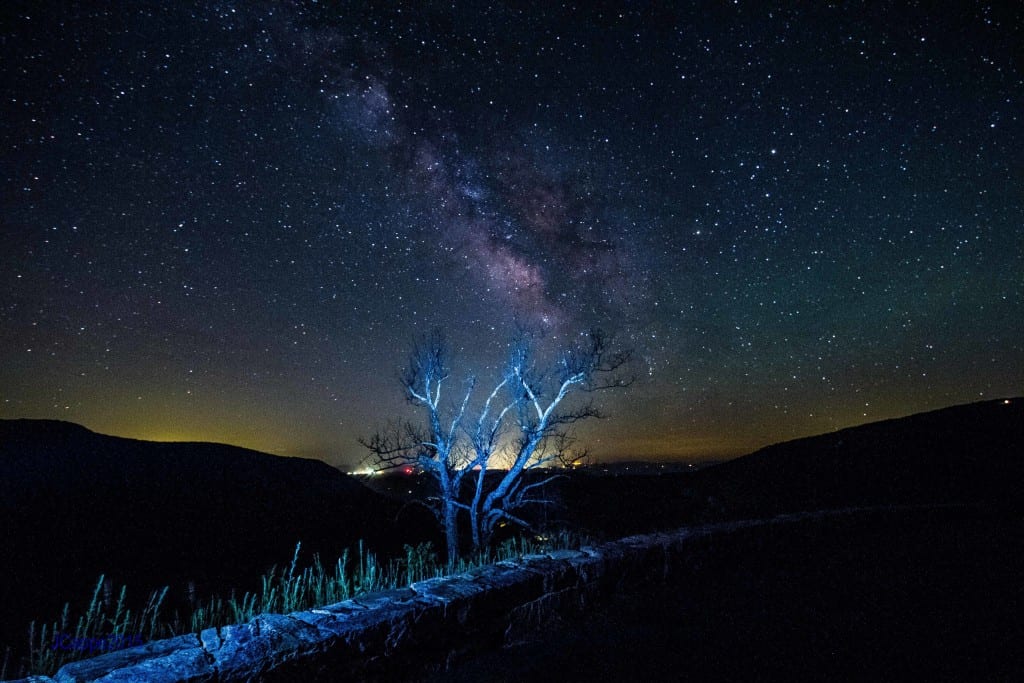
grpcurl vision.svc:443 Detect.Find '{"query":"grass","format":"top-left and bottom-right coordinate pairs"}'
top-left (17, 576), bottom-right (168, 680)
top-left (9, 532), bottom-right (585, 678)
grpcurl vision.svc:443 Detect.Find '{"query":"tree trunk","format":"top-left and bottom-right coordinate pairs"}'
top-left (443, 499), bottom-right (459, 567)
top-left (469, 467), bottom-right (486, 554)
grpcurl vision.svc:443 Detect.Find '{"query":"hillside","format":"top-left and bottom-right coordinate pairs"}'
top-left (0, 420), bottom-right (437, 651)
top-left (557, 398), bottom-right (1024, 537)
top-left (442, 399), bottom-right (1024, 680)
top-left (692, 397), bottom-right (1024, 514)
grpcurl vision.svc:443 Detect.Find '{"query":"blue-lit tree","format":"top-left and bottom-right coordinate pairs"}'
top-left (363, 329), bottom-right (631, 566)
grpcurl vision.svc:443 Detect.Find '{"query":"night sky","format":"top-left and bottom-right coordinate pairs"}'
top-left (2, 2), bottom-right (1021, 470)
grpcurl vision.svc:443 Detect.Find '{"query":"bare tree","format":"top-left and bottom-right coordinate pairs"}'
top-left (362, 329), bottom-right (631, 565)
top-left (360, 331), bottom-right (474, 566)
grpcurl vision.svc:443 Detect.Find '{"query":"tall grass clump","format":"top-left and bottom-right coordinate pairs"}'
top-left (15, 531), bottom-right (587, 678)
top-left (25, 575), bottom-right (168, 677)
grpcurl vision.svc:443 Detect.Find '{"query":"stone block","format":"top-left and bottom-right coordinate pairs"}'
top-left (206, 613), bottom-right (326, 680)
top-left (53, 634), bottom-right (213, 683)
top-left (515, 554), bottom-right (584, 594)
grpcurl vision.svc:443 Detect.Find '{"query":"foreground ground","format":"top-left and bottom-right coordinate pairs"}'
top-left (419, 506), bottom-right (1023, 682)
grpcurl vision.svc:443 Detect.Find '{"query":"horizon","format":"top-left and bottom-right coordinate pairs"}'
top-left (6, 396), bottom-right (1017, 471)
top-left (2, 3), bottom-right (1021, 471)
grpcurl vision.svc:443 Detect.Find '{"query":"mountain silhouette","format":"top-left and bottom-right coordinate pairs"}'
top-left (557, 398), bottom-right (1024, 537)
top-left (690, 397), bottom-right (1024, 515)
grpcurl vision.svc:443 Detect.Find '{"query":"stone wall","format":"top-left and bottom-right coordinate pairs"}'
top-left (7, 509), bottom-right (918, 683)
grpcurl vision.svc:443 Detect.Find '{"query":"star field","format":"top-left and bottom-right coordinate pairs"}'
top-left (2, 2), bottom-right (1021, 468)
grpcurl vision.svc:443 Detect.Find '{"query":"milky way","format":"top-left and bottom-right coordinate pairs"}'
top-left (2, 2), bottom-right (1021, 468)
top-left (307, 24), bottom-right (648, 332)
